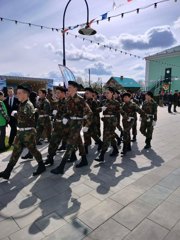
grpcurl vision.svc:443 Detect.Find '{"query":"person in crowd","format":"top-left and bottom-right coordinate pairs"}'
top-left (4, 87), bottom-right (19, 146)
top-left (0, 91), bottom-right (10, 152)
top-left (167, 91), bottom-right (174, 113)
top-left (173, 90), bottom-right (179, 112)
top-left (0, 84), bottom-right (46, 180)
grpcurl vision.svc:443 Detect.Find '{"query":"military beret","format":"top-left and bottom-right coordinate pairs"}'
top-left (106, 86), bottom-right (115, 94)
top-left (68, 81), bottom-right (79, 88)
top-left (85, 87), bottom-right (94, 93)
top-left (122, 92), bottom-right (131, 98)
top-left (56, 86), bottom-right (67, 92)
top-left (17, 84), bottom-right (32, 93)
top-left (146, 91), bottom-right (153, 98)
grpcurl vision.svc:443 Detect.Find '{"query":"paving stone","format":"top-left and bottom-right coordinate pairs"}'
top-left (158, 173), bottom-right (180, 190)
top-left (123, 219), bottom-right (168, 240)
top-left (88, 219), bottom-right (130, 240)
top-left (110, 184), bottom-right (144, 206)
top-left (148, 200), bottom-right (180, 229)
top-left (71, 183), bottom-right (93, 197)
top-left (0, 218), bottom-right (20, 240)
top-left (163, 220), bottom-right (180, 240)
top-left (113, 199), bottom-right (155, 230)
top-left (43, 220), bottom-right (91, 240)
top-left (9, 224), bottom-right (44, 240)
top-left (77, 194), bottom-right (101, 211)
top-left (138, 185), bottom-right (173, 207)
top-left (90, 187), bottom-right (114, 201)
top-left (78, 198), bottom-right (123, 229)
top-left (34, 212), bottom-right (67, 236)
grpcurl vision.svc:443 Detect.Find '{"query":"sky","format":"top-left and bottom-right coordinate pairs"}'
top-left (0, 0), bottom-right (180, 85)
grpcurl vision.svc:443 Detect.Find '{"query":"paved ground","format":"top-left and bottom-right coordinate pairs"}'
top-left (1, 107), bottom-right (180, 240)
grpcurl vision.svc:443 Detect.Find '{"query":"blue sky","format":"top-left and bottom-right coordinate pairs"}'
top-left (0, 0), bottom-right (180, 85)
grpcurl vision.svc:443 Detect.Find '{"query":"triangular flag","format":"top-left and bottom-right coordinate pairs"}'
top-left (101, 12), bottom-right (108, 20)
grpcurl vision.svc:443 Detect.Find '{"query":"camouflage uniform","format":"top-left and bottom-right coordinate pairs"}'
top-left (51, 93), bottom-right (92, 174)
top-left (83, 98), bottom-right (102, 150)
top-left (0, 98), bottom-right (46, 180)
top-left (122, 101), bottom-right (144, 153)
top-left (36, 97), bottom-right (52, 142)
top-left (47, 98), bottom-right (67, 159)
top-left (100, 99), bottom-right (124, 155)
top-left (94, 99), bottom-right (101, 137)
top-left (140, 99), bottom-right (157, 147)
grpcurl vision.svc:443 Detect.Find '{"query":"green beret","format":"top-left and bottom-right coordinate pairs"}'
top-left (56, 86), bottom-right (67, 92)
top-left (85, 87), bottom-right (94, 93)
top-left (146, 91), bottom-right (153, 98)
top-left (68, 81), bottom-right (79, 88)
top-left (106, 86), bottom-right (115, 94)
top-left (122, 92), bottom-right (131, 98)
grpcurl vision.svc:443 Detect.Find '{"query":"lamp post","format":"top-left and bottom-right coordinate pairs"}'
top-left (62, 0), bottom-right (96, 66)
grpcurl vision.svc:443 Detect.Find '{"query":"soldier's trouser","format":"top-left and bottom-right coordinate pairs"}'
top-left (94, 116), bottom-right (101, 137)
top-left (48, 124), bottom-right (64, 156)
top-left (62, 120), bottom-right (85, 161)
top-left (122, 119), bottom-right (134, 146)
top-left (101, 118), bottom-right (117, 152)
top-left (132, 119), bottom-right (137, 137)
top-left (77, 134), bottom-right (85, 156)
top-left (9, 129), bottom-right (42, 166)
top-left (140, 120), bottom-right (154, 141)
top-left (84, 123), bottom-right (101, 146)
top-left (36, 116), bottom-right (52, 142)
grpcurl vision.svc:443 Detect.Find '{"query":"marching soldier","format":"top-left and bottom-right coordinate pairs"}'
top-left (0, 84), bottom-right (46, 180)
top-left (36, 88), bottom-right (52, 144)
top-left (140, 91), bottom-right (157, 149)
top-left (84, 87), bottom-right (102, 154)
top-left (44, 86), bottom-right (67, 166)
top-left (51, 81), bottom-right (92, 175)
top-left (93, 91), bottom-right (101, 137)
top-left (121, 92), bottom-right (144, 155)
top-left (114, 89), bottom-right (123, 145)
top-left (95, 87), bottom-right (125, 162)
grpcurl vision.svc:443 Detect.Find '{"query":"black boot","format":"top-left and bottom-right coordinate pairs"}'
top-left (0, 163), bottom-right (14, 180)
top-left (110, 146), bottom-right (119, 156)
top-left (97, 140), bottom-right (103, 151)
top-left (44, 155), bottom-right (54, 166)
top-left (84, 145), bottom-right (89, 154)
top-left (51, 158), bottom-right (67, 175)
top-left (117, 137), bottom-right (121, 146)
top-left (36, 141), bottom-right (43, 145)
top-left (21, 151), bottom-right (33, 159)
top-left (58, 143), bottom-right (67, 151)
top-left (121, 144), bottom-right (127, 155)
top-left (67, 151), bottom-right (77, 162)
top-left (95, 151), bottom-right (105, 162)
top-left (76, 155), bottom-right (88, 168)
top-left (33, 161), bottom-right (46, 176)
top-left (127, 143), bottom-right (132, 151)
top-left (144, 139), bottom-right (151, 149)
top-left (131, 136), bottom-right (136, 142)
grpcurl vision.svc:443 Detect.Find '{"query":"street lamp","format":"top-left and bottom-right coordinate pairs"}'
top-left (62, 0), bottom-right (96, 66)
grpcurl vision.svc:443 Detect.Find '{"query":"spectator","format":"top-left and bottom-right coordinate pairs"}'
top-left (0, 91), bottom-right (10, 152)
top-left (173, 90), bottom-right (179, 112)
top-left (4, 87), bottom-right (19, 146)
top-left (167, 91), bottom-right (173, 113)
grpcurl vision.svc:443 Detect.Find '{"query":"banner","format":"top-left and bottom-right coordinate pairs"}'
top-left (58, 64), bottom-right (76, 88)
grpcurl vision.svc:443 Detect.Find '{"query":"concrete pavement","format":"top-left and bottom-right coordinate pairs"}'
top-left (0, 106), bottom-right (180, 240)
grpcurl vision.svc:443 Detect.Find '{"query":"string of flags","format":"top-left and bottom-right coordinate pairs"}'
top-left (0, 0), bottom-right (179, 68)
top-left (66, 31), bottom-right (180, 68)
top-left (0, 0), bottom-right (177, 34)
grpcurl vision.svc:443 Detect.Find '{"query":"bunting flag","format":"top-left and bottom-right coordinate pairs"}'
top-left (101, 12), bottom-right (108, 20)
top-left (58, 64), bottom-right (76, 88)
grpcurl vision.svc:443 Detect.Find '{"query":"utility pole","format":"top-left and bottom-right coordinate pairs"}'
top-left (88, 69), bottom-right (91, 87)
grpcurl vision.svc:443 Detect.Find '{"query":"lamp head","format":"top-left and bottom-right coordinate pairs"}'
top-left (78, 25), bottom-right (96, 35)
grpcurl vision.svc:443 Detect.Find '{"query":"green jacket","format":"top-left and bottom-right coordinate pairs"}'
top-left (0, 101), bottom-right (9, 126)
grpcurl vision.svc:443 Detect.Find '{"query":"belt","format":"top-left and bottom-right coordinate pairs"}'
top-left (70, 117), bottom-right (83, 120)
top-left (56, 119), bottom-right (62, 122)
top-left (18, 127), bottom-right (34, 131)
top-left (103, 115), bottom-right (115, 117)
top-left (39, 114), bottom-right (49, 118)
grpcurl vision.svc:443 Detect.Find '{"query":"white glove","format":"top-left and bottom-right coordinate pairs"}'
top-left (52, 110), bottom-right (57, 115)
top-left (82, 127), bottom-right (88, 133)
top-left (62, 118), bottom-right (68, 125)
top-left (83, 115), bottom-right (88, 119)
top-left (127, 117), bottom-right (133, 122)
top-left (152, 121), bottom-right (156, 126)
top-left (102, 106), bottom-right (107, 111)
top-left (34, 108), bottom-right (38, 112)
top-left (146, 118), bottom-right (151, 122)
top-left (11, 110), bottom-right (17, 117)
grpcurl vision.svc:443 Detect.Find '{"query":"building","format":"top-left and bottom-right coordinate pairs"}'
top-left (105, 76), bottom-right (141, 92)
top-left (0, 75), bottom-right (54, 92)
top-left (145, 45), bottom-right (180, 94)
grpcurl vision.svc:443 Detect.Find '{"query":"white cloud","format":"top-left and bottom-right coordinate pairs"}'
top-left (173, 17), bottom-right (180, 29)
